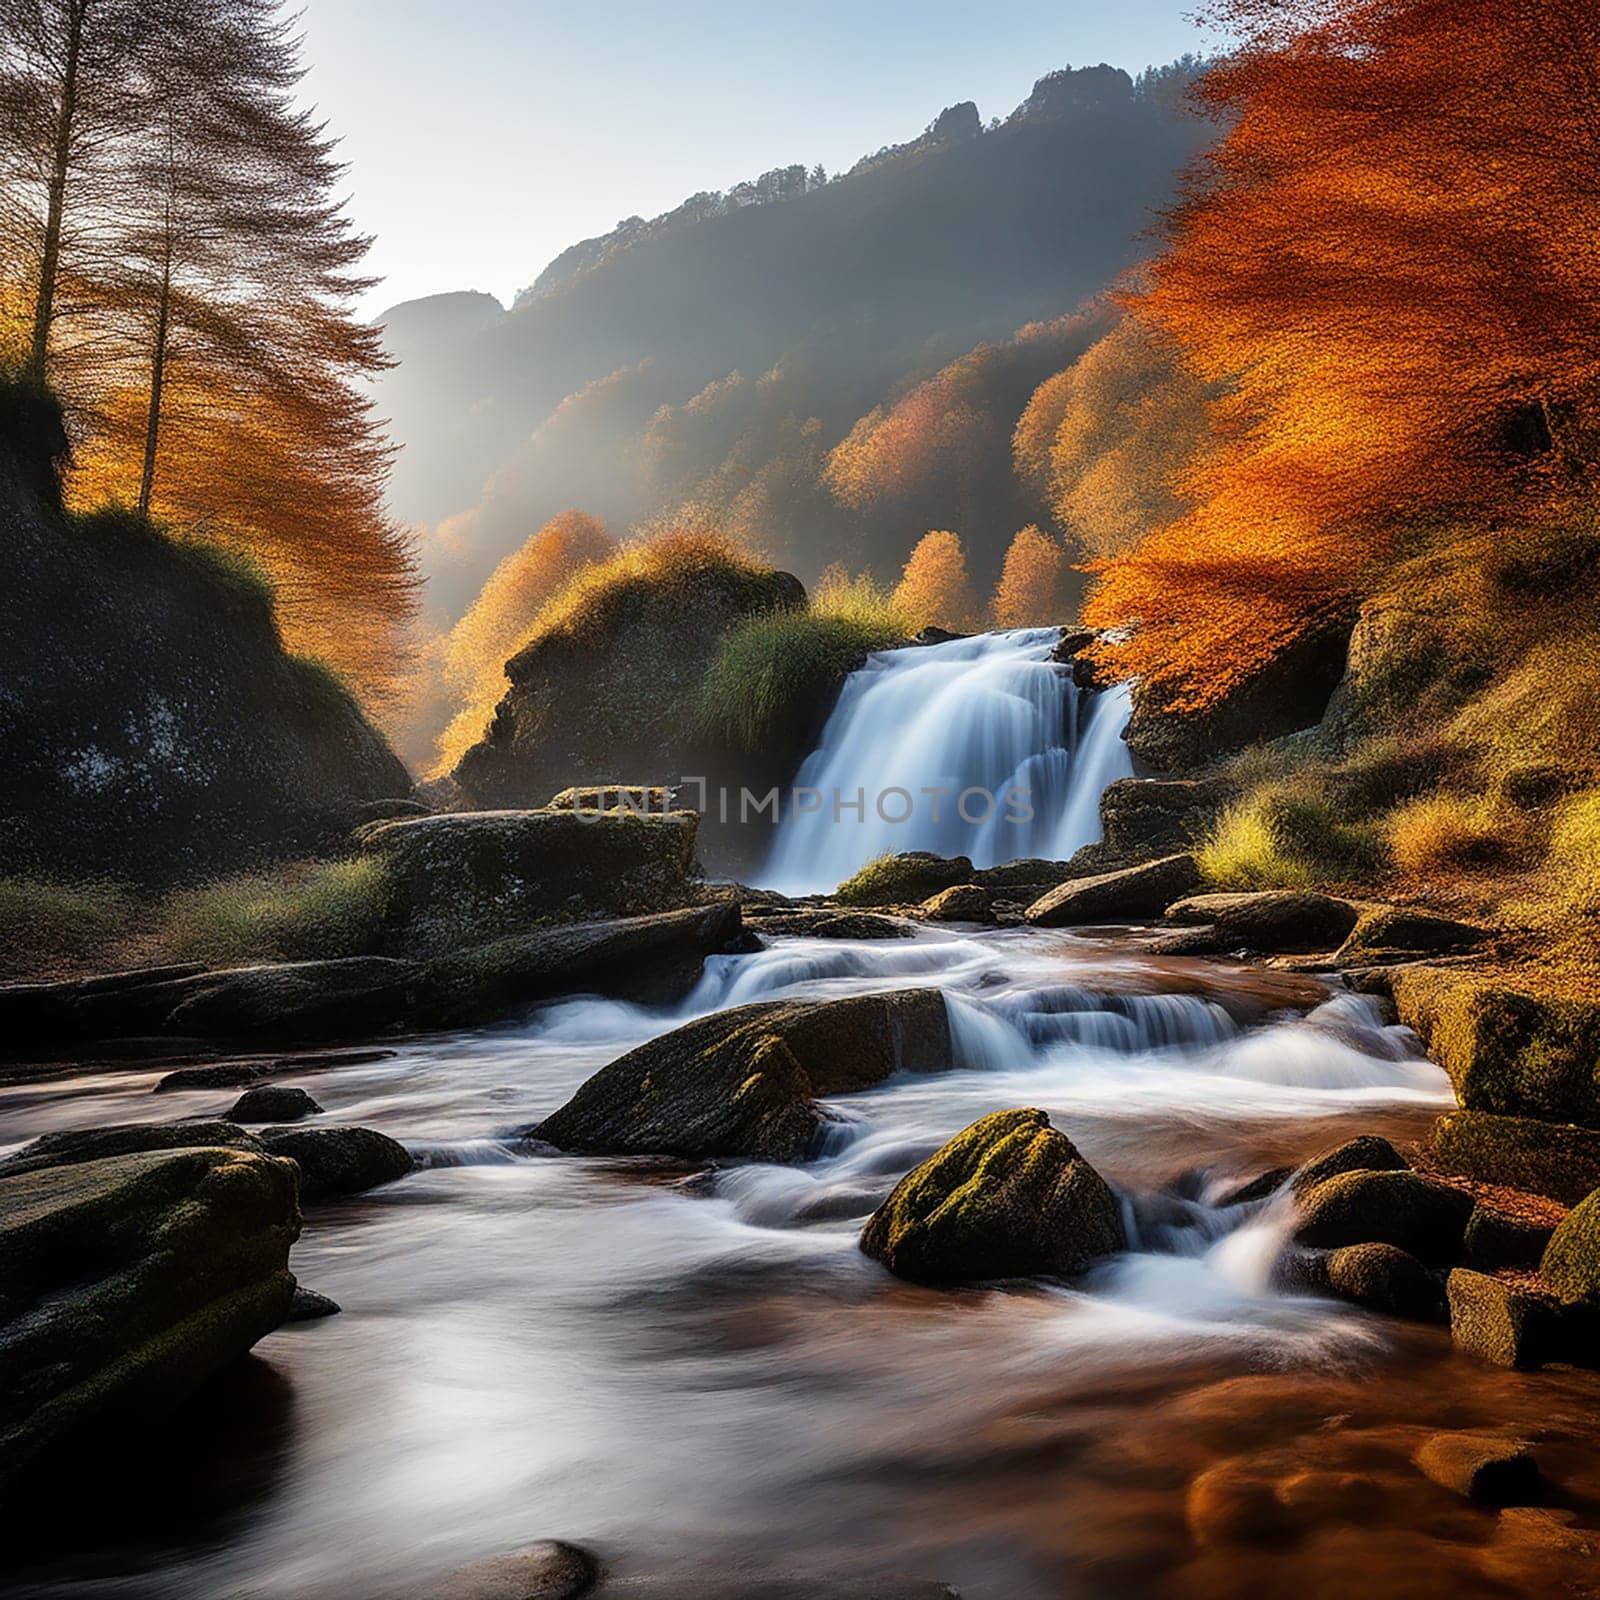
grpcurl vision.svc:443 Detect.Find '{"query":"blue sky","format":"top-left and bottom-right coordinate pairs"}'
top-left (297, 1), bottom-right (1209, 316)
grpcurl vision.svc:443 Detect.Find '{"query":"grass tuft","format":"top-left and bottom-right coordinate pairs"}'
top-left (1387, 794), bottom-right (1505, 877)
top-left (1198, 779), bottom-right (1383, 890)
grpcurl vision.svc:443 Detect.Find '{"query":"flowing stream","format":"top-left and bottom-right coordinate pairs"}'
top-left (2, 926), bottom-right (1467, 1599)
top-left (762, 629), bottom-right (1134, 895)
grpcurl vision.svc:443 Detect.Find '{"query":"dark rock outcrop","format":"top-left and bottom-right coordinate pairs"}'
top-left (1288, 1134), bottom-right (1409, 1195)
top-left (1123, 623), bottom-right (1352, 774)
top-left (1024, 853), bottom-right (1201, 927)
top-left (1431, 1111), bottom-right (1600, 1206)
top-left (0, 1120), bottom-right (263, 1180)
top-left (1294, 1169), bottom-right (1473, 1263)
top-left (859, 1107), bottom-right (1123, 1285)
top-left (532, 990), bottom-right (952, 1161)
top-left (227, 1085), bottom-right (323, 1123)
top-left (254, 1125), bottom-right (413, 1203)
top-left (362, 808), bottom-right (701, 948)
top-left (0, 386), bottom-right (409, 884)
top-left (1334, 906), bottom-right (1490, 966)
top-left (1325, 1243), bottom-right (1444, 1322)
top-left (452, 556), bottom-right (805, 808)
top-left (1092, 776), bottom-right (1233, 865)
top-left (1160, 890), bottom-right (1361, 954)
top-left (0, 1147), bottom-right (299, 1496)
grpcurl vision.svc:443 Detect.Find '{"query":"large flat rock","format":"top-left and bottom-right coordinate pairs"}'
top-left (1025, 853), bottom-right (1201, 927)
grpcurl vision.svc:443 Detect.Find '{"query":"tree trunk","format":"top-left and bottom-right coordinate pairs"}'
top-left (138, 263), bottom-right (172, 517)
top-left (28, 0), bottom-right (87, 379)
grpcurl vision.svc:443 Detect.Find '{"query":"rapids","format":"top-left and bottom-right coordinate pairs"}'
top-left (1, 924), bottom-right (1463, 1599)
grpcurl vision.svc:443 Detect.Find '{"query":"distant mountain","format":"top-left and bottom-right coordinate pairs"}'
top-left (374, 62), bottom-right (1212, 623)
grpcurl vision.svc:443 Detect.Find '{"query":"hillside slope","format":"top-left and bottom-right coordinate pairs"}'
top-left (376, 64), bottom-right (1211, 620)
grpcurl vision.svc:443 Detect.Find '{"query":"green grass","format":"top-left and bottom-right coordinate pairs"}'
top-left (159, 857), bottom-right (392, 965)
top-left (1198, 779), bottom-right (1385, 891)
top-left (0, 876), bottom-right (139, 976)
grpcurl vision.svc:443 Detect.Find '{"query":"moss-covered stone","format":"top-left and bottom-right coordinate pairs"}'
top-left (1431, 1111), bottom-right (1600, 1205)
top-left (532, 990), bottom-right (953, 1162)
top-left (834, 852), bottom-right (974, 907)
top-left (363, 808), bottom-right (702, 949)
top-left (1540, 1187), bottom-right (1600, 1307)
top-left (1293, 1169), bottom-right (1473, 1263)
top-left (1392, 969), bottom-right (1600, 1126)
top-left (1024, 853), bottom-right (1201, 928)
top-left (916, 884), bottom-right (996, 923)
top-left (1447, 1268), bottom-right (1564, 1368)
top-left (545, 785), bottom-right (678, 813)
top-left (1288, 1134), bottom-right (1408, 1196)
top-left (0, 1120), bottom-right (262, 1180)
top-left (1324, 1243), bottom-right (1444, 1322)
top-left (254, 1125), bottom-right (413, 1203)
top-left (0, 1147), bottom-right (299, 1495)
top-left (1462, 1206), bottom-right (1557, 1273)
top-left (745, 909), bottom-right (912, 941)
top-left (858, 1107), bottom-right (1124, 1286)
top-left (1164, 890), bottom-right (1360, 952)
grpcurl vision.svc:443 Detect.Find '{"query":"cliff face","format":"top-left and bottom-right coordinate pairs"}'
top-left (0, 388), bottom-right (410, 884)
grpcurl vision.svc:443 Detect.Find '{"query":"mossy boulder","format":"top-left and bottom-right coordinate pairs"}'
top-left (545, 785), bottom-right (678, 813)
top-left (1094, 777), bottom-right (1232, 864)
top-left (1162, 890), bottom-right (1361, 953)
top-left (227, 1085), bottom-right (322, 1123)
top-left (254, 1125), bottom-right (414, 1203)
top-left (532, 990), bottom-right (952, 1162)
top-left (363, 808), bottom-right (701, 948)
top-left (1024, 853), bottom-right (1201, 928)
top-left (1288, 1134), bottom-right (1409, 1196)
top-left (1463, 1206), bottom-right (1557, 1273)
top-left (1334, 907), bottom-right (1489, 966)
top-left (1324, 1243), bottom-right (1444, 1322)
top-left (1540, 1188), bottom-right (1600, 1307)
top-left (0, 1147), bottom-right (299, 1496)
top-left (1447, 1268), bottom-right (1566, 1368)
top-left (1392, 970), bottom-right (1600, 1125)
top-left (1430, 1111), bottom-right (1600, 1206)
top-left (859, 1107), bottom-right (1124, 1285)
top-left (0, 1120), bottom-right (263, 1180)
top-left (834, 852), bottom-right (974, 907)
top-left (1293, 1169), bottom-right (1473, 1263)
top-left (745, 909), bottom-right (912, 940)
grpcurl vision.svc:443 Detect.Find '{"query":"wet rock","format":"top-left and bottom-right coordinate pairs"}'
top-left (422, 902), bottom-right (745, 1024)
top-left (429, 1539), bottom-right (598, 1599)
top-left (1162, 890), bottom-right (1361, 953)
top-left (0, 1119), bottom-right (262, 1179)
top-left (228, 1085), bottom-right (322, 1123)
top-left (284, 1286), bottom-right (342, 1322)
top-left (1215, 1168), bottom-right (1292, 1208)
top-left (254, 1125), bottom-right (413, 1203)
top-left (1447, 1268), bottom-right (1564, 1368)
top-left (363, 809), bottom-right (702, 949)
top-left (833, 852), bottom-right (975, 907)
top-left (1184, 1457), bottom-right (1295, 1547)
top-left (153, 1048), bottom-right (397, 1093)
top-left (1325, 1243), bottom-right (1445, 1321)
top-left (1125, 621), bottom-right (1351, 773)
top-left (534, 990), bottom-right (953, 1162)
top-left (0, 1147), bottom-right (299, 1495)
top-left (915, 885), bottom-right (995, 923)
top-left (1024, 853), bottom-right (1201, 927)
top-left (1293, 1170), bottom-right (1472, 1263)
top-left (1430, 1111), bottom-right (1600, 1206)
top-left (1539, 1187), bottom-right (1600, 1307)
top-left (746, 910), bottom-right (912, 941)
top-left (1463, 1206), bottom-right (1557, 1273)
top-left (858, 1107), bottom-right (1124, 1285)
top-left (1288, 1134), bottom-right (1409, 1196)
top-left (1413, 1432), bottom-right (1544, 1505)
top-left (1390, 970), bottom-right (1600, 1126)
top-left (1334, 906), bottom-right (1490, 965)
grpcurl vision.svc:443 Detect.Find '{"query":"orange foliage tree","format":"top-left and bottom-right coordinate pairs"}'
top-left (991, 525), bottom-right (1069, 628)
top-left (1084, 0), bottom-right (1600, 708)
top-left (892, 530), bottom-right (976, 630)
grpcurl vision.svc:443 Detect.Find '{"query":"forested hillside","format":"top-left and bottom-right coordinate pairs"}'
top-left (377, 62), bottom-right (1210, 628)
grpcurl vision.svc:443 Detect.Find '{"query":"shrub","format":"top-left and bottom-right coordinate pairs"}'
top-left (0, 877), bottom-right (138, 977)
top-left (1387, 794), bottom-right (1505, 877)
top-left (160, 857), bottom-right (392, 964)
top-left (1199, 780), bottom-right (1383, 890)
top-left (1549, 791), bottom-right (1600, 920)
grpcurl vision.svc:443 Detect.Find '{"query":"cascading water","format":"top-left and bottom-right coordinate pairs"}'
top-left (761, 627), bottom-right (1134, 896)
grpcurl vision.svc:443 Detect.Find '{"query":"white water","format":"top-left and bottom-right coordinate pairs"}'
top-left (1, 927), bottom-right (1457, 1598)
top-left (761, 629), bottom-right (1135, 895)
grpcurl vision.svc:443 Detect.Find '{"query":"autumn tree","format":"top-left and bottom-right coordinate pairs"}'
top-left (892, 530), bottom-right (976, 630)
top-left (1085, 0), bottom-right (1600, 707)
top-left (991, 524), bottom-right (1069, 628)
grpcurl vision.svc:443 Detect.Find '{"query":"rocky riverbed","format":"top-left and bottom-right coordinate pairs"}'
top-left (7, 918), bottom-right (1599, 1599)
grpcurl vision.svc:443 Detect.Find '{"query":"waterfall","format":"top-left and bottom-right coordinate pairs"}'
top-left (761, 627), bottom-right (1135, 895)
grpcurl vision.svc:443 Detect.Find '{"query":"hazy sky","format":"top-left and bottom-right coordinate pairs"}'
top-left (296, 1), bottom-right (1209, 318)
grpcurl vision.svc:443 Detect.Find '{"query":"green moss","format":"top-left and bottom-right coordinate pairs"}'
top-left (1393, 969), bottom-right (1600, 1125)
top-left (1540, 1186), bottom-right (1600, 1306)
top-left (1431, 1111), bottom-right (1600, 1205)
top-left (834, 852), bottom-right (974, 906)
top-left (160, 857), bottom-right (393, 965)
